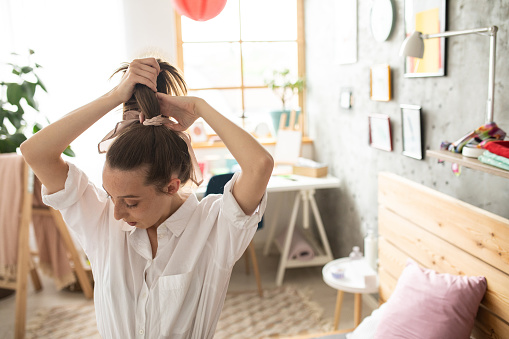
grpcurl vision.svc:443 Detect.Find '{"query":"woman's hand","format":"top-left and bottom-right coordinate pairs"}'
top-left (156, 93), bottom-right (201, 131)
top-left (112, 58), bottom-right (160, 103)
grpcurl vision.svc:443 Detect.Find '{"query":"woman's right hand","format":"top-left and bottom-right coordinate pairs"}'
top-left (111, 58), bottom-right (160, 103)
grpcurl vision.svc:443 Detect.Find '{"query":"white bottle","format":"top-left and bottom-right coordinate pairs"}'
top-left (364, 230), bottom-right (378, 270)
top-left (349, 246), bottom-right (363, 260)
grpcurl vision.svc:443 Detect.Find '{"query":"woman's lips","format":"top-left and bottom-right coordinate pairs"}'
top-left (127, 222), bottom-right (137, 226)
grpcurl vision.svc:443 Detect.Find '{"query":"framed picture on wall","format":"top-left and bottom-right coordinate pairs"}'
top-left (370, 64), bottom-right (391, 101)
top-left (403, 0), bottom-right (446, 77)
top-left (368, 114), bottom-right (392, 151)
top-left (401, 105), bottom-right (423, 159)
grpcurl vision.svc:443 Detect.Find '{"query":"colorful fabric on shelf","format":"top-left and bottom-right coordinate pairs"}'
top-left (446, 122), bottom-right (506, 153)
top-left (485, 140), bottom-right (509, 158)
top-left (478, 151), bottom-right (509, 171)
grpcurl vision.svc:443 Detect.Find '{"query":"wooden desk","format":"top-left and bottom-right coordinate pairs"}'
top-left (263, 174), bottom-right (340, 286)
top-left (195, 174), bottom-right (340, 286)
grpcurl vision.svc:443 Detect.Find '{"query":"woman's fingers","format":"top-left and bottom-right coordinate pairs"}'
top-left (129, 68), bottom-right (158, 92)
top-left (128, 58), bottom-right (160, 91)
top-left (132, 58), bottom-right (160, 74)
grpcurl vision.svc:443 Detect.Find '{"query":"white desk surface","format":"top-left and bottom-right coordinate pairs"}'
top-left (194, 174), bottom-right (340, 196)
top-left (322, 258), bottom-right (379, 294)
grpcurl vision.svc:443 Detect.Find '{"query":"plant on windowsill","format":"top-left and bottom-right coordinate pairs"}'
top-left (0, 49), bottom-right (74, 156)
top-left (265, 68), bottom-right (304, 135)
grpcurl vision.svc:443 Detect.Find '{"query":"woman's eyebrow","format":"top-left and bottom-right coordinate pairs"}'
top-left (102, 185), bottom-right (140, 199)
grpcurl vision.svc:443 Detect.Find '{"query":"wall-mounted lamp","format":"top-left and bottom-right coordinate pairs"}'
top-left (400, 26), bottom-right (498, 124)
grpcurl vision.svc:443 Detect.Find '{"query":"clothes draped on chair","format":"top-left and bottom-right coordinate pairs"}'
top-left (32, 178), bottom-right (76, 289)
top-left (0, 154), bottom-right (24, 282)
top-left (0, 154), bottom-right (76, 290)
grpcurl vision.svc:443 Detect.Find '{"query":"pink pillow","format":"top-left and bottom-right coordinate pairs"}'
top-left (374, 259), bottom-right (486, 339)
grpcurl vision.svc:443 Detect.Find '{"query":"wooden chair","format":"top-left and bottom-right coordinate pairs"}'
top-left (205, 173), bottom-right (264, 297)
top-left (0, 156), bottom-right (93, 339)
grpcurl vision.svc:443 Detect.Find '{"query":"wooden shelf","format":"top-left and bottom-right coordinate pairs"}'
top-left (426, 149), bottom-right (509, 179)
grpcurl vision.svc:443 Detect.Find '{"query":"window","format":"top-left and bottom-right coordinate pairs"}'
top-left (175, 0), bottom-right (305, 136)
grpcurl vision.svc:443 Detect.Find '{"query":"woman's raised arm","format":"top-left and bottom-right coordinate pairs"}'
top-left (157, 94), bottom-right (274, 215)
top-left (20, 58), bottom-right (160, 194)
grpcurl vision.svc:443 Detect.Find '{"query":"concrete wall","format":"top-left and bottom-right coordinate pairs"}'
top-left (304, 0), bottom-right (509, 257)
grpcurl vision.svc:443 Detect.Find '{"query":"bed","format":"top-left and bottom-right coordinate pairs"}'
top-left (287, 172), bottom-right (509, 339)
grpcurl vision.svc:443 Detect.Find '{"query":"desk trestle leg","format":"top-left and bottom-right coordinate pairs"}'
top-left (275, 189), bottom-right (334, 286)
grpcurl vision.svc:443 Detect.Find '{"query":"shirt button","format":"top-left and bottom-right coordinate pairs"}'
top-left (139, 329), bottom-right (144, 335)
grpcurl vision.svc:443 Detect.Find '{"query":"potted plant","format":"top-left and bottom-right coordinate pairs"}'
top-left (0, 50), bottom-right (74, 156)
top-left (265, 68), bottom-right (304, 134)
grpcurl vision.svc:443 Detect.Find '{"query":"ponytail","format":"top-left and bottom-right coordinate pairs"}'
top-left (106, 59), bottom-right (193, 191)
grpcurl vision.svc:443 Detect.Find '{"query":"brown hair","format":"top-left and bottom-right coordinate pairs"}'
top-left (106, 59), bottom-right (192, 191)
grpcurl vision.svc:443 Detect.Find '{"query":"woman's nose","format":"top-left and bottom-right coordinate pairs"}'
top-left (113, 203), bottom-right (128, 221)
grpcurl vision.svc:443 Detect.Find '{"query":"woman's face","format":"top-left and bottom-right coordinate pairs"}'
top-left (102, 164), bottom-right (177, 230)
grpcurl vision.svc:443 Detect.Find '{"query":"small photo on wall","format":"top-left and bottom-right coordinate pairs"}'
top-left (189, 121), bottom-right (208, 143)
top-left (370, 64), bottom-right (391, 101)
top-left (401, 104), bottom-right (423, 159)
top-left (368, 113), bottom-right (392, 151)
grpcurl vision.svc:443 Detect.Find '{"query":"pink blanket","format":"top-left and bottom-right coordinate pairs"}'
top-left (0, 154), bottom-right (75, 289)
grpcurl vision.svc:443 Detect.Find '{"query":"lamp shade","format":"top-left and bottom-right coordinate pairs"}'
top-left (173, 0), bottom-right (227, 21)
top-left (400, 31), bottom-right (424, 58)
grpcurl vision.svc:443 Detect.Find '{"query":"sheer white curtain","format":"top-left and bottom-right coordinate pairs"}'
top-left (2, 0), bottom-right (126, 185)
top-left (2, 0), bottom-right (178, 186)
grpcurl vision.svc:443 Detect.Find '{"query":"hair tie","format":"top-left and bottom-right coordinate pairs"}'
top-left (142, 115), bottom-right (172, 126)
top-left (98, 110), bottom-right (203, 186)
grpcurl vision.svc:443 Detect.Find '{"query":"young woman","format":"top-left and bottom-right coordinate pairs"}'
top-left (21, 57), bottom-right (273, 338)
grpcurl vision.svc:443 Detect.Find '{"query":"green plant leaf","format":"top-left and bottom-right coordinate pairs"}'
top-left (21, 66), bottom-right (33, 74)
top-left (6, 83), bottom-right (23, 106)
top-left (0, 133), bottom-right (27, 153)
top-left (35, 63), bottom-right (42, 68)
top-left (12, 69), bottom-right (21, 76)
top-left (33, 123), bottom-right (42, 134)
top-left (35, 74), bottom-right (47, 92)
top-left (6, 110), bottom-right (23, 129)
top-left (29, 49), bottom-right (35, 55)
top-left (63, 146), bottom-right (76, 157)
top-left (22, 81), bottom-right (38, 110)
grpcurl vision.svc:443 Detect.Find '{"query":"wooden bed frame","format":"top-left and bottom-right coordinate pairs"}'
top-left (378, 172), bottom-right (509, 339)
top-left (287, 172), bottom-right (509, 339)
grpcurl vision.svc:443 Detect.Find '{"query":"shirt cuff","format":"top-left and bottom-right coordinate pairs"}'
top-left (221, 171), bottom-right (268, 229)
top-left (42, 162), bottom-right (90, 210)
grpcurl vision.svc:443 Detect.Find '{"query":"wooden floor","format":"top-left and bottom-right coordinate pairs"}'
top-left (0, 244), bottom-right (376, 338)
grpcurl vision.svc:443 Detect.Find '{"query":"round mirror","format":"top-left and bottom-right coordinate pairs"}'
top-left (370, 0), bottom-right (395, 42)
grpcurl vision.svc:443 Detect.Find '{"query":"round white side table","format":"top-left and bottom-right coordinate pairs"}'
top-left (322, 257), bottom-right (379, 330)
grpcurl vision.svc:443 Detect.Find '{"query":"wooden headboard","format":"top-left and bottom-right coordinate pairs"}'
top-left (378, 172), bottom-right (509, 339)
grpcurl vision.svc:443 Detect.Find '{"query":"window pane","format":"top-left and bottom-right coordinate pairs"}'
top-left (240, 0), bottom-right (297, 41)
top-left (181, 0), bottom-right (240, 42)
top-left (183, 43), bottom-right (241, 88)
top-left (242, 42), bottom-right (298, 87)
top-left (189, 89), bottom-right (243, 123)
top-left (244, 88), bottom-right (299, 113)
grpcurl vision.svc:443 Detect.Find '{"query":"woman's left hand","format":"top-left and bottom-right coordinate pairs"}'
top-left (156, 93), bottom-right (200, 131)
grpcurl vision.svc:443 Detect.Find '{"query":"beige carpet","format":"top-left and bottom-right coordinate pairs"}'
top-left (26, 286), bottom-right (332, 338)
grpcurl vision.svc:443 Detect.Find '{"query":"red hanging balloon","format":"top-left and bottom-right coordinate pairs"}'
top-left (173, 0), bottom-right (228, 22)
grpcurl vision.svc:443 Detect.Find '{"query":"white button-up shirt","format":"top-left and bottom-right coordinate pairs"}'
top-left (42, 163), bottom-right (266, 338)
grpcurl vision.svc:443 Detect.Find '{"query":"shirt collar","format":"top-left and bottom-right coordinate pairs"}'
top-left (119, 193), bottom-right (198, 237)
top-left (162, 193), bottom-right (198, 237)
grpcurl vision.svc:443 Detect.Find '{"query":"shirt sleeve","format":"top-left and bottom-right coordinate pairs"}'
top-left (42, 162), bottom-right (110, 258)
top-left (215, 171), bottom-right (268, 267)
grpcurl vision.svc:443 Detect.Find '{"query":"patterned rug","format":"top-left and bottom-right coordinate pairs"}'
top-left (26, 286), bottom-right (332, 339)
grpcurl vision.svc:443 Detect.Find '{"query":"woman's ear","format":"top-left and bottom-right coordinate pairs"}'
top-left (165, 178), bottom-right (181, 195)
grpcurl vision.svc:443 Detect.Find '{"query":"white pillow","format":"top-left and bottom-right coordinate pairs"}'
top-left (346, 303), bottom-right (386, 339)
